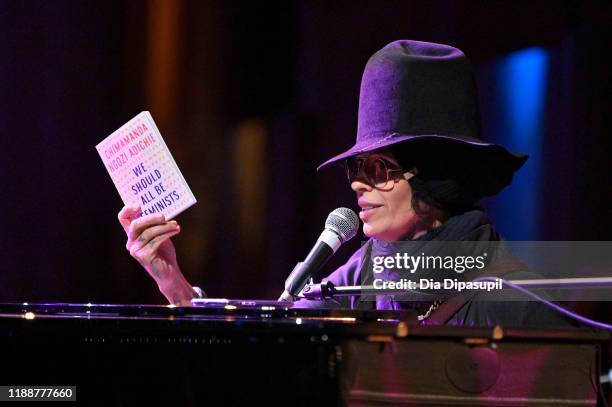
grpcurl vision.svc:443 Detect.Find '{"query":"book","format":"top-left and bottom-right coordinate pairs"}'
top-left (96, 111), bottom-right (197, 220)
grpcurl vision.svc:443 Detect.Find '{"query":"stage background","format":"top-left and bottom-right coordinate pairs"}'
top-left (0, 1), bottom-right (610, 329)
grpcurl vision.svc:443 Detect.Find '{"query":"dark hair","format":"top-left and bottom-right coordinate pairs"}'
top-left (390, 140), bottom-right (482, 215)
top-left (408, 176), bottom-right (475, 216)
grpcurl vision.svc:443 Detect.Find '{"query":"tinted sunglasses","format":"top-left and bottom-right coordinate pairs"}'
top-left (344, 156), bottom-right (406, 188)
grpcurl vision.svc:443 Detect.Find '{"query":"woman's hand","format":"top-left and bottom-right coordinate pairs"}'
top-left (118, 205), bottom-right (195, 305)
top-left (118, 205), bottom-right (180, 280)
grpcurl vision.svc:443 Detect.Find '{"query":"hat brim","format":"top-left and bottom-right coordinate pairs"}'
top-left (317, 133), bottom-right (528, 197)
top-left (317, 133), bottom-right (527, 171)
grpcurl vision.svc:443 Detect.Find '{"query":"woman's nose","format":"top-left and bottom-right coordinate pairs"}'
top-left (351, 179), bottom-right (373, 193)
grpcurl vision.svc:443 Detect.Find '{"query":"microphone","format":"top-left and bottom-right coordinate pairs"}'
top-left (278, 208), bottom-right (359, 302)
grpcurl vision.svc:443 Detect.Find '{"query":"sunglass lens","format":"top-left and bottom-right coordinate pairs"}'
top-left (372, 159), bottom-right (389, 187)
top-left (345, 159), bottom-right (361, 182)
top-left (346, 156), bottom-right (400, 187)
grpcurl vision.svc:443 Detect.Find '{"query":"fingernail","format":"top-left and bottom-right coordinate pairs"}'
top-left (169, 220), bottom-right (178, 226)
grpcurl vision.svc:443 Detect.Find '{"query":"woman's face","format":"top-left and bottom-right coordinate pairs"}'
top-left (349, 149), bottom-right (417, 241)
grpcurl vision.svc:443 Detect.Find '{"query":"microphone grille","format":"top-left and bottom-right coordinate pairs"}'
top-left (325, 207), bottom-right (359, 243)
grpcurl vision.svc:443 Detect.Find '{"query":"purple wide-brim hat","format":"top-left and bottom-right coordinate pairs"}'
top-left (317, 40), bottom-right (527, 195)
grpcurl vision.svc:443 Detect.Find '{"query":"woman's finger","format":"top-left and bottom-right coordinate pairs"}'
top-left (130, 228), bottom-right (181, 261)
top-left (127, 213), bottom-right (166, 243)
top-left (118, 204), bottom-right (142, 233)
top-left (128, 222), bottom-right (179, 251)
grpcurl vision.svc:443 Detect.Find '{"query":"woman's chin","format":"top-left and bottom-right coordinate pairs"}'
top-left (363, 224), bottom-right (402, 242)
top-left (362, 224), bottom-right (380, 239)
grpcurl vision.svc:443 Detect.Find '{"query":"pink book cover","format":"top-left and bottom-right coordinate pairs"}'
top-left (96, 111), bottom-right (197, 220)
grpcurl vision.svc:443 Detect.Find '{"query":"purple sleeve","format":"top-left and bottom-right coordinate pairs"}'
top-left (291, 245), bottom-right (365, 309)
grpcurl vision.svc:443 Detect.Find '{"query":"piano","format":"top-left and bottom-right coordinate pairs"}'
top-left (0, 302), bottom-right (608, 406)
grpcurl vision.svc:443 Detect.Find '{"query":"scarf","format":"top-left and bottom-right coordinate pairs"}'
top-left (355, 209), bottom-right (499, 312)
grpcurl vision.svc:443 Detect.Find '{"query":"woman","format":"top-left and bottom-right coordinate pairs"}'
top-left (118, 40), bottom-right (569, 326)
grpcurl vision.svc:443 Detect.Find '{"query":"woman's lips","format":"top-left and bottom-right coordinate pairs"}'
top-left (359, 204), bottom-right (383, 220)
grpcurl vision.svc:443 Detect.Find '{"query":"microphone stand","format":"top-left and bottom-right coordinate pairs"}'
top-left (301, 277), bottom-right (612, 301)
top-left (279, 262), bottom-right (314, 302)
